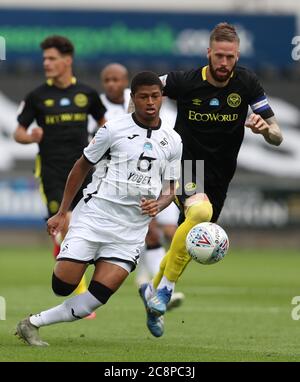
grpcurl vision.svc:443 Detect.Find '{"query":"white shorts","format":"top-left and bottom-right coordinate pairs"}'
top-left (156, 202), bottom-right (180, 226)
top-left (69, 197), bottom-right (149, 244)
top-left (57, 235), bottom-right (143, 273)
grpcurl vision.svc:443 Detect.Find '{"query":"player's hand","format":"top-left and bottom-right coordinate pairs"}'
top-left (140, 197), bottom-right (160, 217)
top-left (47, 213), bottom-right (66, 237)
top-left (245, 113), bottom-right (269, 136)
top-left (30, 127), bottom-right (44, 143)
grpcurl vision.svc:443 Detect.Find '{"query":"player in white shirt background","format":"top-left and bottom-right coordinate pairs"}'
top-left (88, 63), bottom-right (184, 309)
top-left (15, 71), bottom-right (182, 345)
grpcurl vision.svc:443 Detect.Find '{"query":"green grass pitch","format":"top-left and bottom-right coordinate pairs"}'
top-left (0, 245), bottom-right (300, 362)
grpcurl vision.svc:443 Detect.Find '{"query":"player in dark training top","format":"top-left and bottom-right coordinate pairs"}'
top-left (139, 23), bottom-right (283, 337)
top-left (14, 36), bottom-right (106, 309)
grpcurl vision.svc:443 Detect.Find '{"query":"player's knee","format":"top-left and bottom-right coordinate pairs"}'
top-left (88, 280), bottom-right (114, 304)
top-left (185, 193), bottom-right (213, 223)
top-left (52, 273), bottom-right (78, 296)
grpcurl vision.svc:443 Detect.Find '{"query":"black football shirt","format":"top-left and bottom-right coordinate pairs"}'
top-left (163, 65), bottom-right (274, 218)
top-left (17, 77), bottom-right (106, 177)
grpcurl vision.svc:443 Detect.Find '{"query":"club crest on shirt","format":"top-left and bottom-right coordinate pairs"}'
top-left (159, 137), bottom-right (168, 147)
top-left (227, 93), bottom-right (241, 108)
top-left (74, 93), bottom-right (88, 107)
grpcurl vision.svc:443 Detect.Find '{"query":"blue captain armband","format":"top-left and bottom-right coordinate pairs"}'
top-left (250, 95), bottom-right (271, 113)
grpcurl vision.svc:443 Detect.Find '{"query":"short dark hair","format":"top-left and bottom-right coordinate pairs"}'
top-left (131, 71), bottom-right (163, 95)
top-left (210, 22), bottom-right (240, 46)
top-left (40, 35), bottom-right (74, 56)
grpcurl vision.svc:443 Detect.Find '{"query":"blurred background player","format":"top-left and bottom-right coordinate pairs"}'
top-left (140, 22), bottom-right (283, 336)
top-left (14, 35), bottom-right (106, 317)
top-left (99, 63), bottom-right (131, 120)
top-left (89, 62), bottom-right (184, 309)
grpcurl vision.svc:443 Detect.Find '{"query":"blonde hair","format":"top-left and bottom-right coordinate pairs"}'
top-left (210, 23), bottom-right (240, 46)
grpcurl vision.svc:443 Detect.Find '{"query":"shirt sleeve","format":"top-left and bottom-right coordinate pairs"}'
top-left (160, 71), bottom-right (185, 100)
top-left (163, 138), bottom-right (182, 181)
top-left (89, 89), bottom-right (107, 122)
top-left (83, 125), bottom-right (111, 164)
top-left (17, 92), bottom-right (36, 128)
top-left (248, 72), bottom-right (274, 120)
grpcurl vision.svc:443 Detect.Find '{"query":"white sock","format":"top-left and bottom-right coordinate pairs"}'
top-left (157, 276), bottom-right (175, 293)
top-left (144, 281), bottom-right (155, 301)
top-left (144, 247), bottom-right (165, 277)
top-left (135, 247), bottom-right (150, 286)
top-left (29, 291), bottom-right (102, 327)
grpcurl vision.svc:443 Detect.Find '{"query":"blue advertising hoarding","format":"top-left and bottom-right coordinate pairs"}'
top-left (0, 9), bottom-right (296, 69)
top-left (0, 177), bottom-right (46, 228)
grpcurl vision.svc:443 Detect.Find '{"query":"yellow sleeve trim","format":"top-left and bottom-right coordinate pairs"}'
top-left (46, 76), bottom-right (76, 86)
top-left (202, 66), bottom-right (208, 81)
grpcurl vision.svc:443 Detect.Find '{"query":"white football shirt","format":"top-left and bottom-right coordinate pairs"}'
top-left (89, 89), bottom-right (177, 182)
top-left (88, 89), bottom-right (131, 181)
top-left (79, 113), bottom-right (182, 242)
top-left (100, 88), bottom-right (131, 120)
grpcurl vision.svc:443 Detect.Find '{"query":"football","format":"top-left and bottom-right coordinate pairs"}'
top-left (186, 222), bottom-right (229, 264)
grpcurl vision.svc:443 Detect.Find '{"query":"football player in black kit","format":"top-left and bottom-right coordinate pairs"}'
top-left (14, 36), bottom-right (106, 315)
top-left (139, 22), bottom-right (283, 337)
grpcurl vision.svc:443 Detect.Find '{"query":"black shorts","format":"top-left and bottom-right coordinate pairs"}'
top-left (40, 167), bottom-right (92, 218)
top-left (175, 178), bottom-right (227, 224)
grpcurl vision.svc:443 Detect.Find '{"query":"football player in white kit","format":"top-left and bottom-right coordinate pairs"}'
top-left (15, 71), bottom-right (182, 345)
top-left (88, 63), bottom-right (184, 308)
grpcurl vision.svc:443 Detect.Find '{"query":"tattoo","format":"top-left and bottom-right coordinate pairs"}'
top-left (264, 116), bottom-right (283, 146)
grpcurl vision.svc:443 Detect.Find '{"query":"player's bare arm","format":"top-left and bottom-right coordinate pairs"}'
top-left (245, 114), bottom-right (283, 146)
top-left (47, 155), bottom-right (93, 236)
top-left (13, 124), bottom-right (44, 144)
top-left (140, 180), bottom-right (176, 218)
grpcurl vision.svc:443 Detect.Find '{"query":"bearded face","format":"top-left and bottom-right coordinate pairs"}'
top-left (208, 56), bottom-right (237, 83)
top-left (207, 40), bottom-right (239, 83)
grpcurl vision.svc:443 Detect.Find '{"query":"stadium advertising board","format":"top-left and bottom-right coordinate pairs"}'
top-left (0, 9), bottom-right (295, 69)
top-left (0, 178), bottom-right (299, 229)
